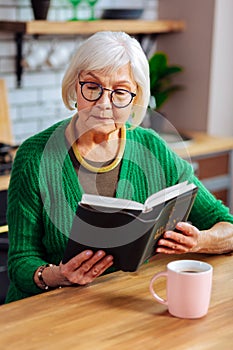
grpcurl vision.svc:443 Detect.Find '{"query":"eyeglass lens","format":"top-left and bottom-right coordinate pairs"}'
top-left (80, 82), bottom-right (135, 108)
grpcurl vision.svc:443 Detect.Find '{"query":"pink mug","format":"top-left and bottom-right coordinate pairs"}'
top-left (149, 260), bottom-right (213, 319)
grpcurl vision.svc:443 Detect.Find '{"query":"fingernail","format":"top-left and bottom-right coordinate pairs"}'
top-left (97, 250), bottom-right (105, 257)
top-left (165, 231), bottom-right (171, 237)
top-left (85, 250), bottom-right (92, 256)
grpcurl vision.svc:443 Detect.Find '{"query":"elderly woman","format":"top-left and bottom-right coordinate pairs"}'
top-left (6, 31), bottom-right (233, 303)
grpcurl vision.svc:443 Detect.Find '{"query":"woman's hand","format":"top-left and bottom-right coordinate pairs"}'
top-left (59, 250), bottom-right (114, 286)
top-left (35, 250), bottom-right (114, 289)
top-left (156, 221), bottom-right (200, 254)
top-left (156, 221), bottom-right (233, 255)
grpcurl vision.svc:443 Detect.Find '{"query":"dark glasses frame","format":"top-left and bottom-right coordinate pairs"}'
top-left (79, 81), bottom-right (136, 108)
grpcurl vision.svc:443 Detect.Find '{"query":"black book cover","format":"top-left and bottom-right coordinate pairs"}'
top-left (62, 186), bottom-right (198, 272)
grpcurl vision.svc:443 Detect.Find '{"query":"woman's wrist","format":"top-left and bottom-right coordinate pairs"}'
top-left (37, 264), bottom-right (54, 290)
top-left (34, 264), bottom-right (70, 290)
top-left (192, 222), bottom-right (233, 254)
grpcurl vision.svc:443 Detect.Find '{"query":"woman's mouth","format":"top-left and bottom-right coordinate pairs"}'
top-left (89, 115), bottom-right (113, 122)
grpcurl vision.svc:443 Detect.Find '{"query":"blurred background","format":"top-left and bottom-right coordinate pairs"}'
top-left (0, 0), bottom-right (156, 143)
top-left (0, 0), bottom-right (232, 143)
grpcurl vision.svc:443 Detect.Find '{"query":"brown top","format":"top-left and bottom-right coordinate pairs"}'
top-left (69, 147), bottom-right (121, 197)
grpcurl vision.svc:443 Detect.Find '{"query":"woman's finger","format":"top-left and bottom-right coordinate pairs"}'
top-left (60, 250), bottom-right (113, 285)
top-left (163, 231), bottom-right (196, 248)
top-left (64, 250), bottom-right (94, 271)
top-left (156, 222), bottom-right (200, 254)
top-left (78, 250), bottom-right (111, 274)
top-left (156, 238), bottom-right (190, 253)
top-left (80, 256), bottom-right (114, 284)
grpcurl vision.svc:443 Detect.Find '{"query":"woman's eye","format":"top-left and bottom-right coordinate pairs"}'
top-left (115, 89), bottom-right (127, 96)
top-left (87, 84), bottom-right (99, 91)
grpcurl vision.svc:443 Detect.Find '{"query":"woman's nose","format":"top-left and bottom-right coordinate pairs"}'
top-left (98, 89), bottom-right (112, 107)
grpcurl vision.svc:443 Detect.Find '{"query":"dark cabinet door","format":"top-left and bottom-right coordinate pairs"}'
top-left (0, 190), bottom-right (7, 226)
top-left (0, 233), bottom-right (9, 304)
top-left (0, 190), bottom-right (9, 304)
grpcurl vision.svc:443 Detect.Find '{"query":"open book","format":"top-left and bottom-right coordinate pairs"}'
top-left (63, 181), bottom-right (198, 272)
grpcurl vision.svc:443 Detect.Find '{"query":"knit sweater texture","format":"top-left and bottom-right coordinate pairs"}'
top-left (6, 118), bottom-right (233, 303)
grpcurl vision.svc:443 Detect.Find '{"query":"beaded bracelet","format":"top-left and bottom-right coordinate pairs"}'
top-left (37, 263), bottom-right (54, 290)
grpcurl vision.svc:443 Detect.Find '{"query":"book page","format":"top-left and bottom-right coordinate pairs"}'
top-left (81, 194), bottom-right (144, 211)
top-left (144, 181), bottom-right (196, 211)
top-left (81, 181), bottom-right (197, 213)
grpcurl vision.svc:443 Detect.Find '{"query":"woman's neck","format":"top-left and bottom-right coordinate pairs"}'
top-left (77, 128), bottom-right (121, 162)
top-left (65, 117), bottom-right (122, 162)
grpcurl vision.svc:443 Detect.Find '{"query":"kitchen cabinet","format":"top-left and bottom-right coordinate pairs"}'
top-left (175, 132), bottom-right (233, 211)
top-left (0, 189), bottom-right (9, 304)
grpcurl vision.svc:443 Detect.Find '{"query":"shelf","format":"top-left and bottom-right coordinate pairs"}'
top-left (175, 131), bottom-right (233, 158)
top-left (0, 20), bottom-right (185, 35)
top-left (0, 20), bottom-right (186, 88)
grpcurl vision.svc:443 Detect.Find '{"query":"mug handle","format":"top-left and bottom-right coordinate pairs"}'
top-left (149, 271), bottom-right (168, 305)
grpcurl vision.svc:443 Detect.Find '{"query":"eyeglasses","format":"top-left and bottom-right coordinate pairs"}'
top-left (79, 81), bottom-right (136, 108)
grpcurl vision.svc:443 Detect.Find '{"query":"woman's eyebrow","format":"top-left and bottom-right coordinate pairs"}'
top-left (80, 73), bottom-right (132, 85)
top-left (115, 80), bottom-right (132, 85)
top-left (80, 72), bottom-right (99, 80)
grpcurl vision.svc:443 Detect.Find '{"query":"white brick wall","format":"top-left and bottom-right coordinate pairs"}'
top-left (0, 0), bottom-right (158, 143)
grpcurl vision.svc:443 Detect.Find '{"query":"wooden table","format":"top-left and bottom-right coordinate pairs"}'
top-left (0, 253), bottom-right (232, 350)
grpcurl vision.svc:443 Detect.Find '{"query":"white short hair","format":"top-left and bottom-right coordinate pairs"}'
top-left (62, 31), bottom-right (150, 126)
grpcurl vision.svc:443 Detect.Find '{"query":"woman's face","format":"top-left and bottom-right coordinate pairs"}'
top-left (76, 64), bottom-right (137, 135)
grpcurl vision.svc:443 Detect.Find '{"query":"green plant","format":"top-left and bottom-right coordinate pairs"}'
top-left (149, 51), bottom-right (184, 110)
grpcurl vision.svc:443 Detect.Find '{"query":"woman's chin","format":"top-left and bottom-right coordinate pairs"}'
top-left (89, 121), bottom-right (118, 134)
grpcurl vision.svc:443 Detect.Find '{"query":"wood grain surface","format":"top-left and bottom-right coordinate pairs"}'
top-left (0, 253), bottom-right (232, 350)
top-left (0, 20), bottom-right (186, 35)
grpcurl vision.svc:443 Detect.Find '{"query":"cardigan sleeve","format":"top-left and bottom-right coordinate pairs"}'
top-left (187, 174), bottom-right (233, 229)
top-left (7, 141), bottom-right (47, 296)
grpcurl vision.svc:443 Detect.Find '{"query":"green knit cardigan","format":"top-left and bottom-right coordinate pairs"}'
top-left (6, 118), bottom-right (233, 303)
